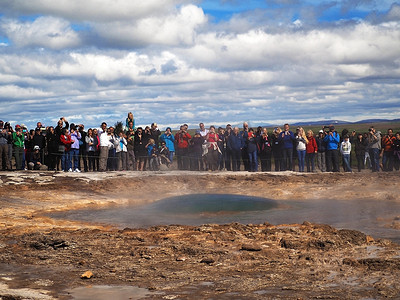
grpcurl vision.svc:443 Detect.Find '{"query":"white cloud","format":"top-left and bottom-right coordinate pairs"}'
top-left (0, 1), bottom-right (399, 129)
top-left (182, 22), bottom-right (400, 72)
top-left (0, 0), bottom-right (190, 22)
top-left (1, 16), bottom-right (80, 49)
top-left (93, 5), bottom-right (207, 47)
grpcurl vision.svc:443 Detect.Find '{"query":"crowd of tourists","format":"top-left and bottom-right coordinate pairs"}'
top-left (0, 114), bottom-right (399, 173)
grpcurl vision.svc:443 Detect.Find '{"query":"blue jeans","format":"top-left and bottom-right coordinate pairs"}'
top-left (248, 151), bottom-right (258, 172)
top-left (70, 148), bottom-right (80, 170)
top-left (169, 151), bottom-right (174, 164)
top-left (297, 150), bottom-right (306, 172)
top-left (369, 148), bottom-right (380, 172)
top-left (282, 148), bottom-right (293, 171)
top-left (62, 150), bottom-right (72, 171)
top-left (382, 151), bottom-right (394, 171)
top-left (342, 154), bottom-right (352, 172)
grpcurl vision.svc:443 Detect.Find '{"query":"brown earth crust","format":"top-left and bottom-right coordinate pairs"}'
top-left (0, 171), bottom-right (399, 299)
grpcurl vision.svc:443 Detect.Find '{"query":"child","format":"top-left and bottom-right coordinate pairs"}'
top-left (146, 138), bottom-right (159, 171)
top-left (340, 135), bottom-right (352, 172)
top-left (159, 141), bottom-right (171, 167)
top-left (116, 131), bottom-right (128, 171)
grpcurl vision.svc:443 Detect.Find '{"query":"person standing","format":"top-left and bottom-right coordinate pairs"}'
top-left (295, 127), bottom-right (308, 172)
top-left (246, 128), bottom-right (259, 172)
top-left (206, 126), bottom-right (220, 171)
top-left (315, 130), bottom-right (327, 172)
top-left (381, 128), bottom-right (396, 171)
top-left (227, 127), bottom-right (244, 171)
top-left (46, 126), bottom-right (58, 171)
top-left (0, 120), bottom-right (10, 170)
top-left (340, 135), bottom-right (352, 172)
top-left (98, 122), bottom-right (109, 172)
top-left (197, 123), bottom-right (209, 171)
top-left (55, 117), bottom-right (69, 171)
top-left (305, 130), bottom-right (318, 172)
top-left (12, 125), bottom-right (25, 170)
top-left (240, 122), bottom-right (250, 171)
top-left (4, 122), bottom-right (13, 169)
top-left (258, 128), bottom-right (272, 172)
top-left (175, 125), bottom-right (191, 170)
top-left (393, 132), bottom-right (400, 171)
top-left (367, 127), bottom-right (381, 172)
top-left (134, 127), bottom-right (147, 171)
top-left (323, 126), bottom-right (340, 172)
top-left (116, 131), bottom-right (128, 171)
top-left (126, 129), bottom-right (135, 171)
top-left (224, 125), bottom-right (233, 171)
top-left (70, 125), bottom-right (81, 172)
top-left (217, 127), bottom-right (226, 171)
top-left (278, 124), bottom-right (295, 171)
top-left (107, 127), bottom-right (118, 171)
top-left (354, 133), bottom-right (367, 172)
top-left (189, 132), bottom-right (203, 171)
top-left (78, 125), bottom-right (88, 172)
top-left (85, 128), bottom-right (96, 172)
top-left (271, 128), bottom-right (282, 171)
top-left (60, 128), bottom-right (72, 172)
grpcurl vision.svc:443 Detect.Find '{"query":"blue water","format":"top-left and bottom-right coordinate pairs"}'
top-left (50, 194), bottom-right (400, 243)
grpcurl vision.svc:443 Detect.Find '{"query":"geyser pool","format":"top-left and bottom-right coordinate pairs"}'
top-left (50, 194), bottom-right (400, 243)
top-left (51, 194), bottom-right (279, 228)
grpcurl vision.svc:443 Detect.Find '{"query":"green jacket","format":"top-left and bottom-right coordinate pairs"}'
top-left (12, 132), bottom-right (25, 148)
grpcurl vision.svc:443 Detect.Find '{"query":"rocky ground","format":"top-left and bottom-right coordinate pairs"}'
top-left (0, 171), bottom-right (399, 299)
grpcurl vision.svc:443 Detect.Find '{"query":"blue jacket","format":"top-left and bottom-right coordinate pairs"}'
top-left (323, 132), bottom-right (340, 150)
top-left (278, 131), bottom-right (295, 149)
top-left (160, 133), bottom-right (175, 152)
top-left (228, 133), bottom-right (244, 151)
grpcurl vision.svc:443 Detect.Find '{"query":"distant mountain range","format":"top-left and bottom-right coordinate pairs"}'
top-left (288, 118), bottom-right (400, 127)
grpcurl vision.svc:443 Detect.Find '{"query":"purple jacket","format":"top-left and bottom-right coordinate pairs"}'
top-left (70, 131), bottom-right (81, 149)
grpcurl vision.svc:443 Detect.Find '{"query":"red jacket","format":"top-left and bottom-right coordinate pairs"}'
top-left (306, 136), bottom-right (318, 154)
top-left (175, 132), bottom-right (192, 149)
top-left (60, 134), bottom-right (72, 151)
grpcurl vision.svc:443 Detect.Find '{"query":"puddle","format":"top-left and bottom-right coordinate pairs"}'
top-left (66, 285), bottom-right (154, 300)
top-left (50, 194), bottom-right (400, 243)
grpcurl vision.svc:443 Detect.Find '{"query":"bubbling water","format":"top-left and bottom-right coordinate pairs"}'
top-left (49, 194), bottom-right (400, 243)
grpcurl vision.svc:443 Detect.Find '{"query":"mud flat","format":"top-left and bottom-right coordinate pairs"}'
top-left (0, 171), bottom-right (399, 299)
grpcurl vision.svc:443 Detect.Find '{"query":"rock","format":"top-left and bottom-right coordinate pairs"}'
top-left (366, 235), bottom-right (374, 243)
top-left (241, 244), bottom-right (262, 251)
top-left (81, 271), bottom-right (94, 279)
top-left (200, 258), bottom-right (215, 265)
top-left (176, 256), bottom-right (186, 262)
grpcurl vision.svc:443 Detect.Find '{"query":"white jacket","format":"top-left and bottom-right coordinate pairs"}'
top-left (115, 137), bottom-right (127, 152)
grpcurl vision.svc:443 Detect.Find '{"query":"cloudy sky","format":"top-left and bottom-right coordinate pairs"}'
top-left (0, 0), bottom-right (399, 130)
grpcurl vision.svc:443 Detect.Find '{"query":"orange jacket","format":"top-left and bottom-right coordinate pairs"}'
top-left (382, 135), bottom-right (396, 152)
